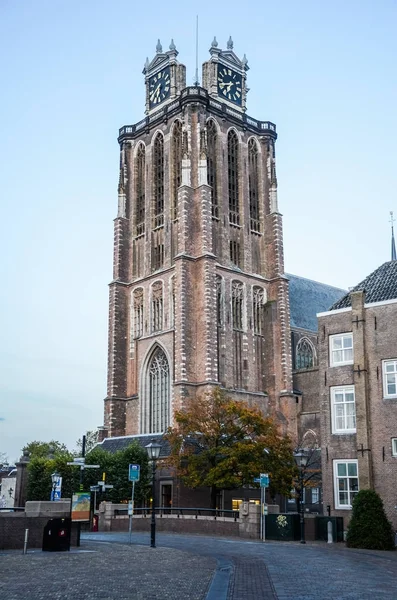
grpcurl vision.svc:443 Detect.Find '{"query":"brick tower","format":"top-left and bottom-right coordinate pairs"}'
top-left (101, 38), bottom-right (296, 441)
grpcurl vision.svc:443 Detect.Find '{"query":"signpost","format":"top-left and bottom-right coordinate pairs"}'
top-left (50, 476), bottom-right (62, 501)
top-left (128, 464), bottom-right (140, 544)
top-left (259, 473), bottom-right (270, 541)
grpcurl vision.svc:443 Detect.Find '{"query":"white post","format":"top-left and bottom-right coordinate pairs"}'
top-left (260, 487), bottom-right (264, 541)
top-left (23, 528), bottom-right (29, 554)
top-left (327, 520), bottom-right (333, 543)
top-left (129, 481), bottom-right (135, 545)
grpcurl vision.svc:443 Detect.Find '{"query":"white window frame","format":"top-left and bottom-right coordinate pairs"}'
top-left (383, 360), bottom-right (397, 399)
top-left (311, 487), bottom-right (320, 504)
top-left (331, 385), bottom-right (356, 434)
top-left (329, 333), bottom-right (353, 367)
top-left (392, 438), bottom-right (397, 457)
top-left (333, 459), bottom-right (359, 509)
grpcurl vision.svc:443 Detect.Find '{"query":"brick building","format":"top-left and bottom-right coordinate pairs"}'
top-left (98, 38), bottom-right (347, 510)
top-left (318, 260), bottom-right (397, 528)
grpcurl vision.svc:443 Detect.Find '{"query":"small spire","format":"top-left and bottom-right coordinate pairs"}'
top-left (145, 56), bottom-right (149, 69)
top-left (169, 39), bottom-right (176, 51)
top-left (242, 53), bottom-right (248, 66)
top-left (156, 39), bottom-right (162, 53)
top-left (227, 36), bottom-right (233, 50)
top-left (211, 36), bottom-right (218, 48)
top-left (390, 211), bottom-right (396, 260)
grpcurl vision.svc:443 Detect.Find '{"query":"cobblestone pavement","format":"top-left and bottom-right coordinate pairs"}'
top-left (2, 532), bottom-right (397, 599)
top-left (83, 532), bottom-right (397, 600)
top-left (0, 542), bottom-right (216, 600)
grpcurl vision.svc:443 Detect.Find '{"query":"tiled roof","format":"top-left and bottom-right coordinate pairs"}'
top-left (330, 261), bottom-right (397, 310)
top-left (287, 273), bottom-right (346, 332)
top-left (96, 433), bottom-right (170, 458)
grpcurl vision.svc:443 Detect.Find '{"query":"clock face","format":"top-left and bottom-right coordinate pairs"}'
top-left (149, 68), bottom-right (171, 108)
top-left (217, 66), bottom-right (243, 105)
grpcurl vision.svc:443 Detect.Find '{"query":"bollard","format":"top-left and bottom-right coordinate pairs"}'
top-left (327, 520), bottom-right (333, 544)
top-left (23, 528), bottom-right (29, 554)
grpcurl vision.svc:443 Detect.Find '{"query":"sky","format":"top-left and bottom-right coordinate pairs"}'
top-left (0, 0), bottom-right (396, 462)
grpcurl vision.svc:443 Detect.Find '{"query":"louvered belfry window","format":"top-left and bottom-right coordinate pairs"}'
top-left (249, 138), bottom-right (260, 232)
top-left (151, 281), bottom-right (163, 332)
top-left (207, 120), bottom-right (218, 218)
top-left (153, 134), bottom-right (164, 228)
top-left (136, 144), bottom-right (145, 235)
top-left (133, 288), bottom-right (144, 338)
top-left (172, 121), bottom-right (182, 220)
top-left (228, 130), bottom-right (239, 225)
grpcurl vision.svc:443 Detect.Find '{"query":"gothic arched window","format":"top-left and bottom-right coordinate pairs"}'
top-left (172, 121), bottom-right (182, 220)
top-left (228, 130), bottom-right (239, 225)
top-left (136, 144), bottom-right (145, 235)
top-left (133, 288), bottom-right (144, 338)
top-left (253, 286), bottom-right (265, 335)
top-left (248, 138), bottom-right (260, 232)
top-left (232, 281), bottom-right (244, 331)
top-left (207, 120), bottom-right (218, 218)
top-left (296, 337), bottom-right (317, 370)
top-left (151, 281), bottom-right (163, 332)
top-left (216, 276), bottom-right (224, 327)
top-left (146, 347), bottom-right (170, 433)
top-left (153, 133), bottom-right (164, 228)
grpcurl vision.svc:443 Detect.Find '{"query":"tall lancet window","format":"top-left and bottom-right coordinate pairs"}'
top-left (296, 337), bottom-right (316, 370)
top-left (172, 121), bottom-right (182, 220)
top-left (133, 288), bottom-right (144, 338)
top-left (153, 133), bottom-right (164, 228)
top-left (136, 144), bottom-right (146, 235)
top-left (253, 286), bottom-right (265, 391)
top-left (232, 280), bottom-right (244, 388)
top-left (207, 120), bottom-right (218, 218)
top-left (151, 281), bottom-right (163, 332)
top-left (146, 347), bottom-right (170, 434)
top-left (228, 130), bottom-right (239, 225)
top-left (248, 138), bottom-right (260, 232)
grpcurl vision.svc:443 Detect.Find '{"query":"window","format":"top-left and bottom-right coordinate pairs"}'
top-left (228, 130), bottom-right (239, 225)
top-left (146, 347), bottom-right (170, 433)
top-left (133, 288), bottom-right (144, 338)
top-left (334, 460), bottom-right (359, 509)
top-left (253, 287), bottom-right (265, 335)
top-left (311, 487), bottom-right (320, 504)
top-left (229, 239), bottom-right (241, 267)
top-left (136, 144), bottom-right (146, 235)
top-left (151, 281), bottom-right (163, 332)
top-left (207, 120), bottom-right (218, 218)
top-left (330, 333), bottom-right (353, 366)
top-left (383, 360), bottom-right (397, 398)
top-left (153, 133), bottom-right (164, 228)
top-left (232, 281), bottom-right (244, 331)
top-left (232, 281), bottom-right (244, 388)
top-left (248, 138), bottom-right (260, 232)
top-left (171, 121), bottom-right (182, 220)
top-left (295, 337), bottom-right (316, 369)
top-left (331, 386), bottom-right (356, 434)
top-left (392, 438), bottom-right (397, 457)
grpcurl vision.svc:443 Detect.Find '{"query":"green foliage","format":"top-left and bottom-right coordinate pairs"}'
top-left (166, 388), bottom-right (297, 508)
top-left (75, 430), bottom-right (99, 456)
top-left (346, 489), bottom-right (395, 550)
top-left (23, 440), bottom-right (69, 459)
top-left (26, 441), bottom-right (151, 504)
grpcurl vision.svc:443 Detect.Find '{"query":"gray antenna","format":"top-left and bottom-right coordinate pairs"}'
top-left (390, 211), bottom-right (396, 260)
top-left (194, 15), bottom-right (199, 86)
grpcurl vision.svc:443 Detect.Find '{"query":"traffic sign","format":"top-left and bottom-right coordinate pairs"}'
top-left (129, 464), bottom-right (140, 482)
top-left (260, 473), bottom-right (270, 488)
top-left (253, 478), bottom-right (260, 483)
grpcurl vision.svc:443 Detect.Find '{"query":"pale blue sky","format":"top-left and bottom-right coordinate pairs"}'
top-left (1, 0), bottom-right (396, 461)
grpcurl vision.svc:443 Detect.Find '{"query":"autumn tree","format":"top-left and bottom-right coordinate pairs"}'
top-left (165, 388), bottom-right (296, 509)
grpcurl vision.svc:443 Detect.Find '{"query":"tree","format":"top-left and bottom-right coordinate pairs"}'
top-left (75, 430), bottom-right (99, 456)
top-left (165, 388), bottom-right (297, 509)
top-left (346, 489), bottom-right (395, 550)
top-left (23, 440), bottom-right (69, 459)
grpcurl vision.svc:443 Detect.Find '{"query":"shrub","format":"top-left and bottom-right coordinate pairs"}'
top-left (346, 489), bottom-right (395, 550)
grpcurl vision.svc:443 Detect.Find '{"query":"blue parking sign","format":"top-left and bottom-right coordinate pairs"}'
top-left (129, 464), bottom-right (140, 482)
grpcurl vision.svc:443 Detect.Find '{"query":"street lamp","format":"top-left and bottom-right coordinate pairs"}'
top-left (145, 439), bottom-right (162, 548)
top-left (51, 471), bottom-right (60, 501)
top-left (294, 450), bottom-right (307, 544)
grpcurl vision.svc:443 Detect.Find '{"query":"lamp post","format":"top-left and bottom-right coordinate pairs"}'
top-left (145, 439), bottom-right (162, 548)
top-left (294, 450), bottom-right (307, 544)
top-left (51, 471), bottom-right (60, 501)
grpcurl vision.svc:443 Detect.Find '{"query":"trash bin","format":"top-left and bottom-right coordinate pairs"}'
top-left (42, 517), bottom-right (71, 552)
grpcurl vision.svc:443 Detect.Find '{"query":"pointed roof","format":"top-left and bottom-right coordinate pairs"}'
top-left (330, 261), bottom-right (397, 310)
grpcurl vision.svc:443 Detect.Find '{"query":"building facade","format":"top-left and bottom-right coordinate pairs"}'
top-left (101, 38), bottom-right (299, 442)
top-left (318, 261), bottom-right (397, 528)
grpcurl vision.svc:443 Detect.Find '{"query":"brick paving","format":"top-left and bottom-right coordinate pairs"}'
top-left (2, 532), bottom-right (397, 599)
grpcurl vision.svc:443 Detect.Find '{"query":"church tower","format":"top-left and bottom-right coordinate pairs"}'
top-left (101, 38), bottom-right (296, 440)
